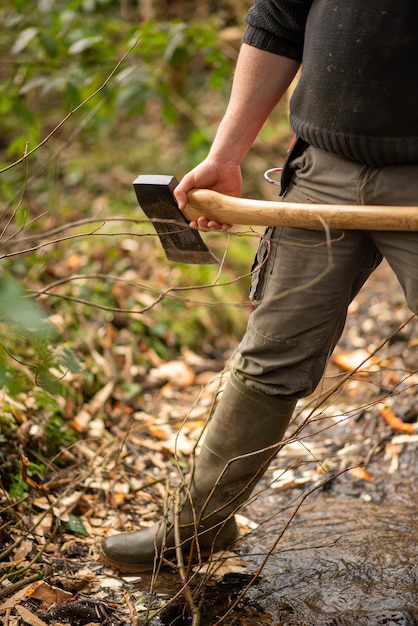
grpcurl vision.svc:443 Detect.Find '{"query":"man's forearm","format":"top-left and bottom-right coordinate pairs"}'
top-left (208, 43), bottom-right (300, 165)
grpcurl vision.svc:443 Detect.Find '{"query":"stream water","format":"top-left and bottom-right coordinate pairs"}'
top-left (141, 423), bottom-right (417, 625)
top-left (139, 472), bottom-right (417, 625)
top-left (239, 496), bottom-right (418, 625)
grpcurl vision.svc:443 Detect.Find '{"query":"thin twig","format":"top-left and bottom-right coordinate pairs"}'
top-left (0, 572), bottom-right (41, 600)
top-left (173, 489), bottom-right (201, 626)
top-left (0, 38), bottom-right (140, 174)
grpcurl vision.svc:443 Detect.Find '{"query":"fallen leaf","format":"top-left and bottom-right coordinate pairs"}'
top-left (270, 468), bottom-right (312, 490)
top-left (15, 605), bottom-right (49, 626)
top-left (25, 580), bottom-right (72, 604)
top-left (113, 491), bottom-right (126, 505)
top-left (194, 371), bottom-right (218, 386)
top-left (71, 381), bottom-right (114, 432)
top-left (380, 405), bottom-right (415, 433)
top-left (235, 514), bottom-right (258, 532)
top-left (12, 539), bottom-right (33, 563)
top-left (73, 567), bottom-right (98, 587)
top-left (66, 253), bottom-right (83, 270)
top-left (88, 418), bottom-right (105, 439)
top-left (348, 466), bottom-right (372, 481)
top-left (332, 349), bottom-right (380, 374)
top-left (193, 551), bottom-right (248, 578)
top-left (53, 492), bottom-right (84, 520)
top-left (0, 588), bottom-right (28, 613)
top-left (147, 424), bottom-right (171, 441)
top-left (70, 408), bottom-right (91, 433)
top-left (150, 360), bottom-right (196, 388)
top-left (31, 512), bottom-right (54, 538)
top-left (384, 442), bottom-right (401, 474)
top-left (100, 577), bottom-right (124, 589)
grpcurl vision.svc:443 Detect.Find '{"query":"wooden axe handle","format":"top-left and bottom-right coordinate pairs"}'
top-left (183, 189), bottom-right (418, 231)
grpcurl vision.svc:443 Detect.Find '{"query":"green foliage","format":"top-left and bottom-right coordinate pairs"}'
top-left (64, 513), bottom-right (89, 536)
top-left (8, 459), bottom-right (45, 500)
top-left (0, 273), bottom-right (81, 395)
top-left (0, 0), bottom-right (234, 166)
top-left (0, 274), bottom-right (51, 392)
top-left (0, 273), bottom-right (47, 332)
top-left (0, 387), bottom-right (78, 498)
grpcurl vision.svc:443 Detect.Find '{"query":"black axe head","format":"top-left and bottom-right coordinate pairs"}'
top-left (133, 174), bottom-right (218, 264)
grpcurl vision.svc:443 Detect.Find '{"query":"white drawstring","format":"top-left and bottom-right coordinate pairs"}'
top-left (263, 167), bottom-right (283, 186)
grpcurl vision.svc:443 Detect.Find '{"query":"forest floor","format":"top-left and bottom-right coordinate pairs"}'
top-left (1, 259), bottom-right (417, 626)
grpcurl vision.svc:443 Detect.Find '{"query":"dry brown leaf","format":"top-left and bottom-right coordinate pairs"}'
top-left (30, 512), bottom-right (54, 538)
top-left (147, 424), bottom-right (171, 441)
top-left (54, 492), bottom-right (84, 520)
top-left (32, 492), bottom-right (81, 522)
top-left (332, 349), bottom-right (380, 374)
top-left (87, 418), bottom-right (105, 439)
top-left (66, 254), bottom-right (83, 271)
top-left (15, 605), bottom-right (49, 626)
top-left (270, 468), bottom-right (312, 490)
top-left (25, 580), bottom-right (72, 604)
top-left (380, 405), bottom-right (415, 433)
top-left (235, 513), bottom-right (259, 534)
top-left (384, 442), bottom-right (401, 474)
top-left (100, 577), bottom-right (124, 589)
top-left (150, 360), bottom-right (196, 388)
top-left (0, 588), bottom-right (28, 613)
top-left (12, 539), bottom-right (33, 563)
top-left (70, 408), bottom-right (92, 433)
top-left (164, 432), bottom-right (196, 456)
top-left (348, 466), bottom-right (372, 481)
top-left (113, 492), bottom-right (126, 505)
top-left (146, 423), bottom-right (196, 455)
top-left (130, 436), bottom-right (166, 453)
top-left (193, 551), bottom-right (248, 578)
top-left (71, 381), bottom-right (114, 432)
top-left (195, 371), bottom-right (221, 386)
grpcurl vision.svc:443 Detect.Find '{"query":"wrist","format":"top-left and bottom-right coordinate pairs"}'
top-left (208, 111), bottom-right (262, 165)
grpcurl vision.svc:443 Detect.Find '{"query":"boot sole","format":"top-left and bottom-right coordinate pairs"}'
top-left (99, 543), bottom-right (230, 574)
top-left (99, 549), bottom-right (161, 573)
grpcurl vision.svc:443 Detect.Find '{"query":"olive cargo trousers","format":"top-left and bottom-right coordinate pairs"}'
top-left (235, 145), bottom-right (418, 398)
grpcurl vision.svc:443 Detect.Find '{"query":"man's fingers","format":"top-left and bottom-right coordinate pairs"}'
top-left (174, 189), bottom-right (188, 210)
top-left (187, 216), bottom-right (232, 231)
top-left (207, 219), bottom-right (232, 231)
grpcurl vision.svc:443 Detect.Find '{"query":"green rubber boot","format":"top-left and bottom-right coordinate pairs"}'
top-left (100, 370), bottom-right (296, 571)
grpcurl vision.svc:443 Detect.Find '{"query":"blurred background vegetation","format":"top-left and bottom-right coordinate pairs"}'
top-left (0, 0), bottom-right (293, 496)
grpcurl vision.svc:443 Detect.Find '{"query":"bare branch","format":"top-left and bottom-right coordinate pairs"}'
top-left (0, 38), bottom-right (140, 175)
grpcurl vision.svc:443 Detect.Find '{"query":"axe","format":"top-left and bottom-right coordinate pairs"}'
top-left (133, 174), bottom-right (418, 264)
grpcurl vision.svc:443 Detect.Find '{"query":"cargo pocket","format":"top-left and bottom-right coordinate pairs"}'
top-left (249, 227), bottom-right (278, 302)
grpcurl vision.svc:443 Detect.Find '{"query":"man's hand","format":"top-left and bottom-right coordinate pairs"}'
top-left (174, 158), bottom-right (242, 231)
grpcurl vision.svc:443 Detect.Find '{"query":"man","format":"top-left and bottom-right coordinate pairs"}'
top-left (101, 0), bottom-right (418, 570)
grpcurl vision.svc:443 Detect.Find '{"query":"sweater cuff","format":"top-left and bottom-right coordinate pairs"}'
top-left (242, 25), bottom-right (303, 62)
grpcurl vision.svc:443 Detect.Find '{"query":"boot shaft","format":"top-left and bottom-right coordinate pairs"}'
top-left (189, 370), bottom-right (296, 525)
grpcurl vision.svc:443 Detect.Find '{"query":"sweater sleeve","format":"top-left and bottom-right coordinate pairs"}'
top-left (242, 0), bottom-right (312, 61)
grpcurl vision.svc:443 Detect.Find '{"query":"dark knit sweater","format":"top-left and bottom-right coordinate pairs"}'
top-left (243, 0), bottom-right (418, 166)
